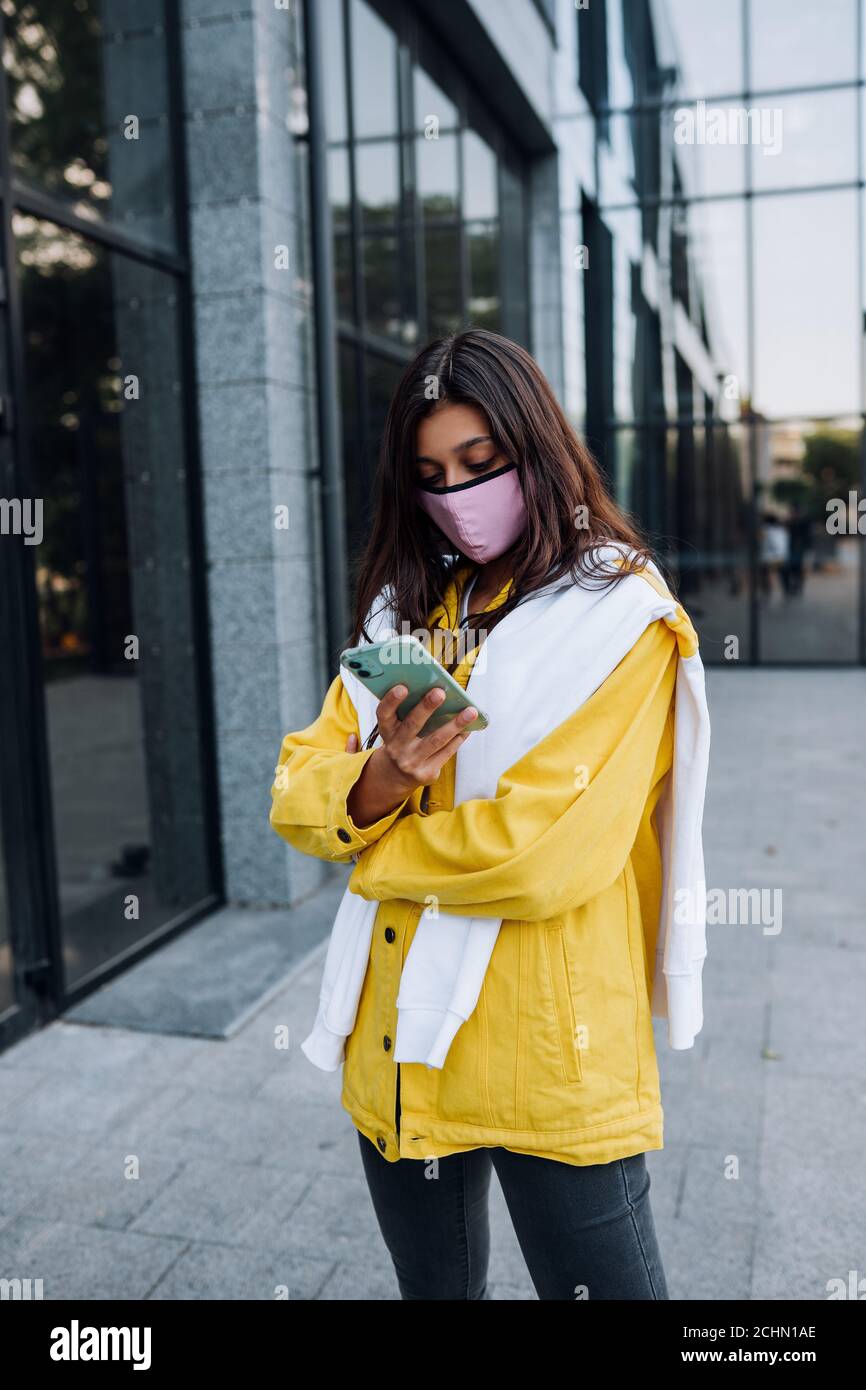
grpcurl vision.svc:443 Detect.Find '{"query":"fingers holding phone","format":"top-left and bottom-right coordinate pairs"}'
top-left (377, 682), bottom-right (478, 789)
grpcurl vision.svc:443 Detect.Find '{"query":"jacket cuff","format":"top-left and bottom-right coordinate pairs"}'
top-left (325, 749), bottom-right (412, 861)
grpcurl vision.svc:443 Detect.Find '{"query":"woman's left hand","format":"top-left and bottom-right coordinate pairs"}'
top-left (346, 733), bottom-right (359, 753)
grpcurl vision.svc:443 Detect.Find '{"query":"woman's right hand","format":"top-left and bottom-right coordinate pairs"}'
top-left (375, 683), bottom-right (478, 793)
top-left (346, 684), bottom-right (477, 829)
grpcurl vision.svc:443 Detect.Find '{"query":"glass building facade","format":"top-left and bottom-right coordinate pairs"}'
top-left (584, 0), bottom-right (865, 665)
top-left (0, 1), bottom-right (220, 1051)
top-left (322, 0), bottom-right (531, 564)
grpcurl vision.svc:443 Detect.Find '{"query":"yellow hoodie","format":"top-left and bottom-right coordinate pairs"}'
top-left (270, 564), bottom-right (697, 1167)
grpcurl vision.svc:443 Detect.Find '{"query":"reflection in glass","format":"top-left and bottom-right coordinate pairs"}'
top-left (416, 134), bottom-right (459, 219)
top-left (351, 0), bottom-right (399, 139)
top-left (749, 0), bottom-right (857, 92)
top-left (414, 65), bottom-right (458, 134)
top-left (333, 4), bottom-right (529, 566)
top-left (424, 225), bottom-right (462, 337)
top-left (322, 0), bottom-right (349, 142)
top-left (362, 232), bottom-right (403, 339)
top-left (661, 0), bottom-right (744, 100)
top-left (329, 147), bottom-right (354, 322)
top-left (0, 789), bottom-right (11, 1014)
top-left (683, 198), bottom-right (749, 415)
top-left (15, 216), bottom-right (213, 989)
top-left (753, 190), bottom-right (859, 420)
top-left (635, 420), bottom-right (751, 659)
top-left (665, 104), bottom-right (748, 200)
top-left (463, 130), bottom-right (498, 220)
top-left (4, 0), bottom-right (177, 252)
top-left (756, 420), bottom-right (861, 662)
top-left (366, 353), bottom-right (403, 474)
top-left (467, 223), bottom-right (500, 329)
top-left (500, 159), bottom-right (529, 343)
top-left (355, 141), bottom-right (400, 223)
top-left (328, 147), bottom-right (351, 224)
top-left (340, 342), bottom-right (367, 563)
top-left (749, 89), bottom-right (858, 193)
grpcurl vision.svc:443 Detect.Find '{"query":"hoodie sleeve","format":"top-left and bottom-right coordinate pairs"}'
top-left (348, 619), bottom-right (679, 921)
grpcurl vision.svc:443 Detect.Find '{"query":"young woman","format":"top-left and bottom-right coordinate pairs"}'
top-left (269, 329), bottom-right (709, 1301)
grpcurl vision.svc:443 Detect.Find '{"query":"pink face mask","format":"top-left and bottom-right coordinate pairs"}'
top-left (415, 462), bottom-right (527, 563)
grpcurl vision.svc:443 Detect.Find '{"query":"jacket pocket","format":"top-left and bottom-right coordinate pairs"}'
top-left (543, 925), bottom-right (583, 1085)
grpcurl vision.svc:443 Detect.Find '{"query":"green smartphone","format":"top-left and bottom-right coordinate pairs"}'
top-left (340, 634), bottom-right (489, 737)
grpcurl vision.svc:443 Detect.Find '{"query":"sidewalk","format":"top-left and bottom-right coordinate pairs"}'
top-left (1, 669), bottom-right (864, 1299)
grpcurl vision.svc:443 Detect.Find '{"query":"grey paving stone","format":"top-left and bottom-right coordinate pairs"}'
top-left (315, 1258), bottom-right (399, 1301)
top-left (751, 1218), bottom-right (864, 1301)
top-left (128, 1157), bottom-right (309, 1248)
top-left (663, 1213), bottom-right (755, 1301)
top-left (7, 1140), bottom-right (182, 1231)
top-left (0, 1215), bottom-right (185, 1300)
top-left (148, 1240), bottom-right (331, 1300)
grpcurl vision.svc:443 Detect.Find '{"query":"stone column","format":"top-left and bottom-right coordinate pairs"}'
top-left (180, 0), bottom-right (330, 907)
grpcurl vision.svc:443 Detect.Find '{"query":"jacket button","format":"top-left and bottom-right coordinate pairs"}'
top-left (383, 1034), bottom-right (392, 1051)
top-left (336, 828), bottom-right (352, 843)
top-left (376, 1136), bottom-right (387, 1153)
top-left (384, 927), bottom-right (396, 943)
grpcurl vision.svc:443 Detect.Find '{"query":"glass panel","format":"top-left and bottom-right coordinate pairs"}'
top-left (749, 0), bottom-right (858, 92)
top-left (467, 222), bottom-right (500, 330)
top-left (339, 341), bottom-right (367, 563)
top-left (424, 224), bottom-right (462, 337)
top-left (661, 0), bottom-right (744, 100)
top-left (322, 0), bottom-right (349, 142)
top-left (355, 140), bottom-right (400, 224)
top-left (753, 191), bottom-right (859, 420)
top-left (683, 198), bottom-right (750, 420)
top-left (4, 0), bottom-right (177, 253)
top-left (463, 130), bottom-right (498, 220)
top-left (365, 353), bottom-right (404, 477)
top-left (414, 64), bottom-right (458, 134)
top-left (351, 0), bottom-right (399, 140)
top-left (756, 420), bottom-right (861, 662)
top-left (362, 231), bottom-right (403, 338)
top-left (333, 227), bottom-right (354, 322)
top-left (606, 206), bottom-right (642, 424)
top-left (0, 784), bottom-right (11, 1014)
top-left (603, 108), bottom-right (748, 207)
top-left (500, 158), bottom-right (529, 343)
top-left (749, 89), bottom-right (858, 193)
top-left (15, 216), bottom-right (213, 989)
top-left (328, 146), bottom-right (351, 225)
top-left (416, 133), bottom-right (459, 219)
top-left (667, 420), bottom-right (751, 662)
top-left (666, 105), bottom-right (748, 199)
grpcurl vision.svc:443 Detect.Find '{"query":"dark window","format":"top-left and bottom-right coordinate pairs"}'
top-left (0, 1), bottom-right (217, 1041)
top-left (326, 0), bottom-right (531, 584)
top-left (577, 0), bottom-right (608, 114)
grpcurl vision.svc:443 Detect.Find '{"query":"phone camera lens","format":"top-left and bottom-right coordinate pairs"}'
top-left (356, 668), bottom-right (370, 677)
top-left (348, 660), bottom-right (362, 669)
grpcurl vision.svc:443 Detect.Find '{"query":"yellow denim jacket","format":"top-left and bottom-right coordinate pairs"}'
top-left (270, 564), bottom-right (693, 1167)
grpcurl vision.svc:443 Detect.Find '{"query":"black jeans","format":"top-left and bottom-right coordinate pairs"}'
top-left (357, 1107), bottom-right (670, 1300)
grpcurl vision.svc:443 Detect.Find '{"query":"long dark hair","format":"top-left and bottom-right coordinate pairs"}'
top-left (349, 328), bottom-right (661, 650)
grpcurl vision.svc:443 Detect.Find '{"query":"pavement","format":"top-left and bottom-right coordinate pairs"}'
top-left (0, 668), bottom-right (864, 1300)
